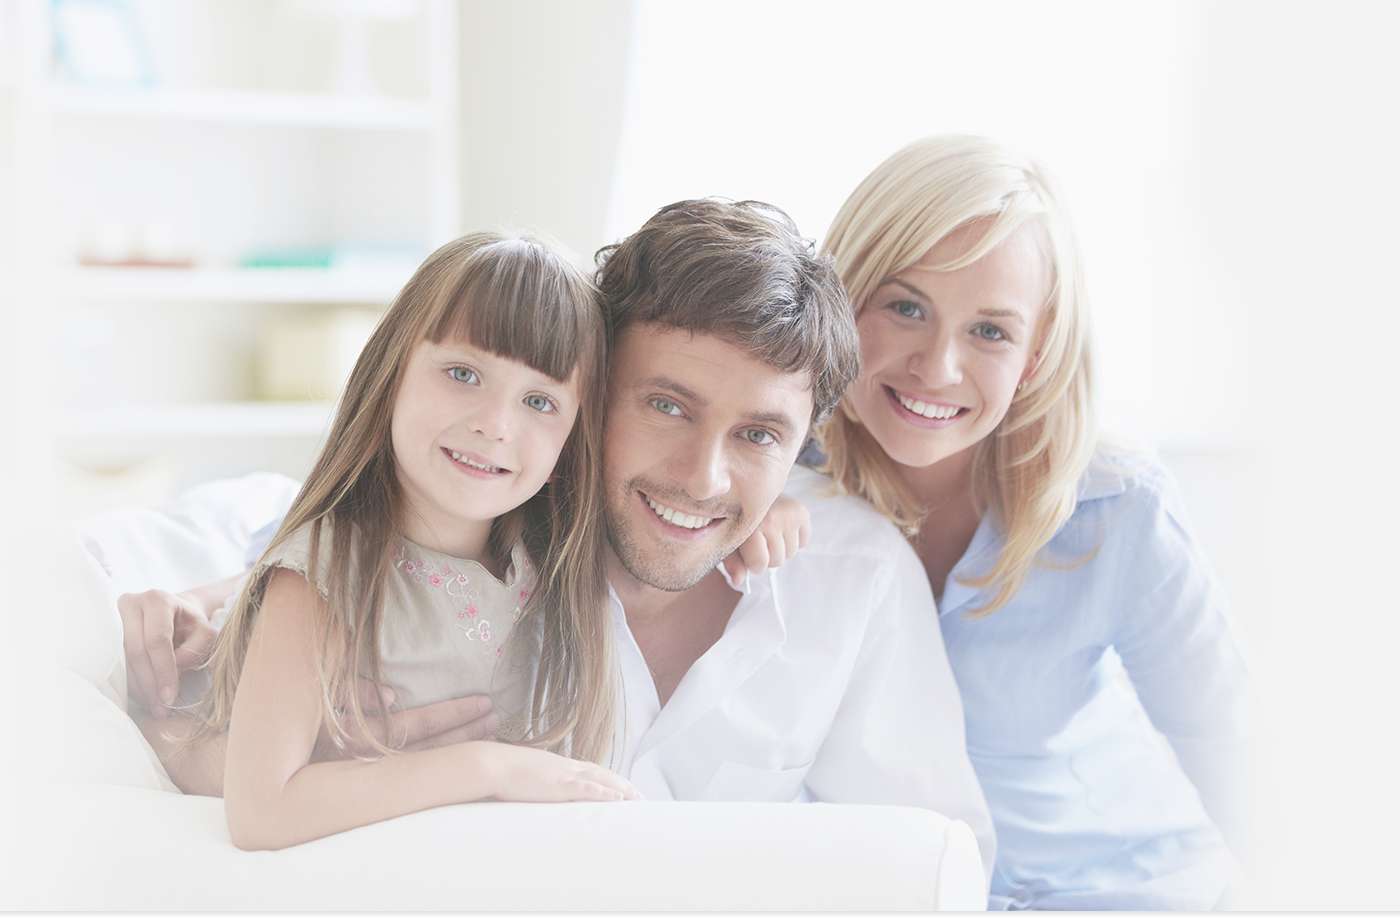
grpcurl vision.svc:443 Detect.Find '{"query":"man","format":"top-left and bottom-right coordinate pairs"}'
top-left (121, 199), bottom-right (994, 875)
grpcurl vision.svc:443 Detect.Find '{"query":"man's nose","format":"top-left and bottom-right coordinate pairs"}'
top-left (908, 330), bottom-right (963, 388)
top-left (671, 433), bottom-right (731, 505)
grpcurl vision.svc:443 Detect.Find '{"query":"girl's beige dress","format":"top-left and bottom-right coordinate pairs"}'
top-left (249, 520), bottom-right (538, 724)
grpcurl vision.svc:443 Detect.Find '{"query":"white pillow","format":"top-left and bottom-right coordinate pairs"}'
top-left (52, 537), bottom-right (176, 792)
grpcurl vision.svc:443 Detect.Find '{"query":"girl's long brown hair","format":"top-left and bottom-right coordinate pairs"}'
top-left (190, 233), bottom-right (614, 762)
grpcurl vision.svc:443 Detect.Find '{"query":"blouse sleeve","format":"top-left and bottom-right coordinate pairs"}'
top-left (249, 520), bottom-right (335, 602)
top-left (1111, 468), bottom-right (1252, 859)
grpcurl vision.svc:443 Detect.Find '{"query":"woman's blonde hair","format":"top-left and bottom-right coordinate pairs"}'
top-left (819, 135), bottom-right (1097, 615)
top-left (191, 233), bottom-right (615, 762)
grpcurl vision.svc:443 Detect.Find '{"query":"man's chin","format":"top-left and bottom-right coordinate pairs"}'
top-left (607, 529), bottom-right (731, 593)
top-left (617, 552), bottom-right (719, 593)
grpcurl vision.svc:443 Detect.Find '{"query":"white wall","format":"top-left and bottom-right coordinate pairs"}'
top-left (457, 0), bottom-right (636, 263)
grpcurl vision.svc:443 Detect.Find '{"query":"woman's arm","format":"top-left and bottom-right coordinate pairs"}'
top-left (224, 569), bottom-right (637, 851)
top-left (1112, 476), bottom-right (1251, 859)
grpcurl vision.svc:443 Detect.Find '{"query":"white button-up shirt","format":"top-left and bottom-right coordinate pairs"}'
top-left (606, 466), bottom-right (996, 880)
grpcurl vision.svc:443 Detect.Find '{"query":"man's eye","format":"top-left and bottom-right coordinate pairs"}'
top-left (448, 366), bottom-right (480, 384)
top-left (524, 394), bottom-right (556, 414)
top-left (742, 428), bottom-right (776, 447)
top-left (890, 299), bottom-right (924, 319)
top-left (650, 397), bottom-right (683, 417)
top-left (971, 322), bottom-right (1008, 342)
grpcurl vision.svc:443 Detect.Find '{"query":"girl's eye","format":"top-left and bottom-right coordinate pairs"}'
top-left (650, 396), bottom-right (684, 417)
top-left (524, 394), bottom-right (556, 414)
top-left (742, 428), bottom-right (777, 447)
top-left (448, 366), bottom-right (480, 384)
top-left (890, 299), bottom-right (924, 320)
top-left (971, 322), bottom-right (1008, 342)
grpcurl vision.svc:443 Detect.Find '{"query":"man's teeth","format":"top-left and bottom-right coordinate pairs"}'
top-left (896, 392), bottom-right (961, 420)
top-left (645, 496), bottom-right (715, 530)
top-left (449, 450), bottom-right (502, 473)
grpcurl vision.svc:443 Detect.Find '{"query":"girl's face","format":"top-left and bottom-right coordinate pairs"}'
top-left (390, 336), bottom-right (580, 554)
top-left (845, 220), bottom-right (1049, 473)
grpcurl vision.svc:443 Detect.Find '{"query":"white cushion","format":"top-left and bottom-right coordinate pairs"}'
top-left (13, 786), bottom-right (984, 910)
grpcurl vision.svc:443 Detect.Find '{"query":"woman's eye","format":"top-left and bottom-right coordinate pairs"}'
top-left (971, 322), bottom-right (1008, 342)
top-left (742, 428), bottom-right (777, 447)
top-left (890, 299), bottom-right (924, 320)
top-left (448, 366), bottom-right (480, 384)
top-left (650, 396), bottom-right (684, 417)
top-left (524, 394), bottom-right (556, 414)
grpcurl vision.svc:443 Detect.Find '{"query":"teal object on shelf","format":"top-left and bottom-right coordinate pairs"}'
top-left (239, 248), bottom-right (336, 269)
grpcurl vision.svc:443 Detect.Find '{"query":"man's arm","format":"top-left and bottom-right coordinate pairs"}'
top-left (801, 546), bottom-right (996, 885)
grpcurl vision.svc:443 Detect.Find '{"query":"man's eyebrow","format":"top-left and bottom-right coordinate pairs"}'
top-left (746, 409), bottom-right (800, 436)
top-left (637, 375), bottom-right (706, 406)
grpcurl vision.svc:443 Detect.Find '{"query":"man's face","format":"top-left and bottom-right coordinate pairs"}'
top-left (603, 324), bottom-right (814, 592)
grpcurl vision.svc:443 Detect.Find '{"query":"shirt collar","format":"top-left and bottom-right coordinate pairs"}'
top-left (1077, 457), bottom-right (1130, 503)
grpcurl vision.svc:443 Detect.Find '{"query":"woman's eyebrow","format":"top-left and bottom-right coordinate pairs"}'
top-left (889, 278), bottom-right (934, 304)
top-left (978, 307), bottom-right (1028, 325)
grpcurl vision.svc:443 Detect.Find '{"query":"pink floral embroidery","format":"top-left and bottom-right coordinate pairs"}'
top-left (455, 619), bottom-right (493, 643)
top-left (465, 603), bottom-right (478, 619)
top-left (402, 561), bottom-right (418, 575)
top-left (429, 574), bottom-right (443, 587)
top-left (518, 588), bottom-right (531, 602)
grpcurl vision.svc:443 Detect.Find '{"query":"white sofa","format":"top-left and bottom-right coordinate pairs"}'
top-left (8, 475), bottom-right (985, 911)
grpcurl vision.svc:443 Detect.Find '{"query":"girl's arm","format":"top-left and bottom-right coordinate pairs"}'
top-left (722, 494), bottom-right (811, 583)
top-left (224, 569), bottom-right (637, 851)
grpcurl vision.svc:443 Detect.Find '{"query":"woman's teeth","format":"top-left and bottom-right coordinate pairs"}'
top-left (895, 391), bottom-right (962, 420)
top-left (645, 495), bottom-right (715, 530)
top-left (449, 450), bottom-right (502, 473)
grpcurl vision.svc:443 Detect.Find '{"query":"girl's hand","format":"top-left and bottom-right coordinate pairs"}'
top-left (480, 742), bottom-right (642, 803)
top-left (722, 494), bottom-right (811, 583)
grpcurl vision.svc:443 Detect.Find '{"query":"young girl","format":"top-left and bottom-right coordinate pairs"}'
top-left (193, 233), bottom-right (637, 850)
top-left (806, 136), bottom-right (1249, 909)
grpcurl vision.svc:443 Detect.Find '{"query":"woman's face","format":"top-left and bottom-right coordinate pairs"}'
top-left (846, 220), bottom-right (1049, 471)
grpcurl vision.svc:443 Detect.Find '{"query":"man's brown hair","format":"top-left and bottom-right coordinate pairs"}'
top-left (594, 198), bottom-right (860, 426)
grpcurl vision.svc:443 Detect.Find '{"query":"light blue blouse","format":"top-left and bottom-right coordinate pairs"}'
top-left (937, 449), bottom-right (1249, 910)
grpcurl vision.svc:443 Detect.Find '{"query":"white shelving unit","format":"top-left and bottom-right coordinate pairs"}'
top-left (15, 0), bottom-right (461, 503)
top-left (37, 85), bottom-right (437, 130)
top-left (60, 266), bottom-right (410, 305)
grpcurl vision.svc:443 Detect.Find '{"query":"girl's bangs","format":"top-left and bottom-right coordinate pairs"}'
top-left (427, 239), bottom-right (595, 382)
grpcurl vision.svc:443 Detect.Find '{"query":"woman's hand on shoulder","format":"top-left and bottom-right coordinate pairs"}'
top-left (722, 493), bottom-right (811, 583)
top-left (118, 586), bottom-right (218, 714)
top-left (474, 742), bottom-right (642, 803)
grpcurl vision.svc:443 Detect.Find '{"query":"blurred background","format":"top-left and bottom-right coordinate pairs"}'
top-left (1, 0), bottom-right (1397, 909)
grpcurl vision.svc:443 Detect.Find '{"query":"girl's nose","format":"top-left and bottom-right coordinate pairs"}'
top-left (470, 398), bottom-right (512, 442)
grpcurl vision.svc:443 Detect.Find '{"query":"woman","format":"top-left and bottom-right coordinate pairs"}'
top-left (815, 135), bottom-right (1248, 910)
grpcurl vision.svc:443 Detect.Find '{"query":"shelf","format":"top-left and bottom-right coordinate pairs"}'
top-left (61, 267), bottom-right (409, 304)
top-left (38, 86), bottom-right (437, 131)
top-left (63, 401), bottom-right (337, 441)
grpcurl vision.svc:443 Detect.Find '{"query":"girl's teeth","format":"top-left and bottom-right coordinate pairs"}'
top-left (449, 450), bottom-right (500, 473)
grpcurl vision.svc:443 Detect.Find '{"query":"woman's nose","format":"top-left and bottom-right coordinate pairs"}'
top-left (908, 333), bottom-right (962, 387)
